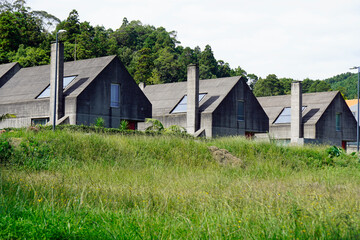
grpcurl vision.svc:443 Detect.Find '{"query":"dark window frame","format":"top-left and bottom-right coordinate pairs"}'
top-left (110, 83), bottom-right (120, 108)
top-left (336, 112), bottom-right (342, 131)
top-left (237, 100), bottom-right (245, 121)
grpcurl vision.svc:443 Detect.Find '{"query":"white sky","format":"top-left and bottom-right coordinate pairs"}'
top-left (28, 0), bottom-right (360, 80)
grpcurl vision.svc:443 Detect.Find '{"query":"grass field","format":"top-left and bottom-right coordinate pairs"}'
top-left (1, 127), bottom-right (360, 239)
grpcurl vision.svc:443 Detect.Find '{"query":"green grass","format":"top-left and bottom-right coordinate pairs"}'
top-left (1, 128), bottom-right (360, 239)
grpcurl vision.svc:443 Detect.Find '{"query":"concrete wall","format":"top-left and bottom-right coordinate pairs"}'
top-left (212, 78), bottom-right (268, 137)
top-left (267, 123), bottom-right (316, 140)
top-left (243, 80), bottom-right (269, 133)
top-left (76, 57), bottom-right (151, 128)
top-left (316, 93), bottom-right (357, 145)
top-left (0, 100), bottom-right (49, 128)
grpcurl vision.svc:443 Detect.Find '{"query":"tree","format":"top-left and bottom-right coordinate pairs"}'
top-left (253, 74), bottom-right (284, 97)
top-left (231, 66), bottom-right (247, 77)
top-left (56, 9), bottom-right (81, 43)
top-left (279, 78), bottom-right (293, 94)
top-left (0, 9), bottom-right (45, 63)
top-left (8, 44), bottom-right (49, 67)
top-left (217, 60), bottom-right (231, 78)
top-left (308, 80), bottom-right (331, 93)
top-left (247, 73), bottom-right (258, 90)
top-left (153, 47), bottom-right (180, 83)
top-left (302, 78), bottom-right (314, 93)
top-left (199, 45), bottom-right (217, 79)
top-left (133, 48), bottom-right (154, 84)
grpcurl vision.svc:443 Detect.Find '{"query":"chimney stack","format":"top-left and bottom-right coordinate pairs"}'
top-left (291, 81), bottom-right (303, 144)
top-left (187, 64), bottom-right (199, 134)
top-left (49, 42), bottom-right (64, 124)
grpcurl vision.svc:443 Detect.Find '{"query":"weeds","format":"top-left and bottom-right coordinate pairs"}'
top-left (1, 129), bottom-right (360, 239)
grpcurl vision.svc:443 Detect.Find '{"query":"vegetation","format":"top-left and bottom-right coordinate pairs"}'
top-left (325, 72), bottom-right (359, 99)
top-left (1, 127), bottom-right (360, 239)
top-left (0, 0), bottom-right (251, 85)
top-left (0, 113), bottom-right (16, 122)
top-left (0, 0), bottom-right (357, 99)
top-left (252, 74), bottom-right (332, 97)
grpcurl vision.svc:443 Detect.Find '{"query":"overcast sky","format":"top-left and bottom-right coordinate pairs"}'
top-left (28, 0), bottom-right (360, 80)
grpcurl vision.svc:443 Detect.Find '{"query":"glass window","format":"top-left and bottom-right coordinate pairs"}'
top-left (171, 93), bottom-right (206, 113)
top-left (63, 76), bottom-right (77, 88)
top-left (37, 85), bottom-right (51, 99)
top-left (111, 83), bottom-right (120, 108)
top-left (274, 106), bottom-right (306, 124)
top-left (31, 118), bottom-right (49, 126)
top-left (336, 113), bottom-right (341, 131)
top-left (237, 101), bottom-right (244, 121)
top-left (36, 75), bottom-right (77, 99)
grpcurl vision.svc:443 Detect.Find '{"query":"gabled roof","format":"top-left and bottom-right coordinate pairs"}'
top-left (143, 76), bottom-right (241, 116)
top-left (0, 56), bottom-right (116, 104)
top-left (257, 91), bottom-right (339, 125)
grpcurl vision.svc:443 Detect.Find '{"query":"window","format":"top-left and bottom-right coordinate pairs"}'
top-left (171, 93), bottom-right (206, 113)
top-left (36, 76), bottom-right (77, 99)
top-left (237, 101), bottom-right (244, 121)
top-left (336, 113), bottom-right (341, 131)
top-left (31, 118), bottom-right (49, 126)
top-left (111, 83), bottom-right (120, 108)
top-left (274, 106), bottom-right (306, 124)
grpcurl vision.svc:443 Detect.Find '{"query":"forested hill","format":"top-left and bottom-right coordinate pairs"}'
top-left (0, 1), bottom-right (249, 85)
top-left (324, 73), bottom-right (358, 99)
top-left (0, 0), bottom-right (356, 99)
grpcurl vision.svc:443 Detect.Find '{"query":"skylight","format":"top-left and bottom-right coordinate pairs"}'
top-left (274, 106), bottom-right (306, 124)
top-left (37, 76), bottom-right (77, 99)
top-left (171, 93), bottom-right (206, 113)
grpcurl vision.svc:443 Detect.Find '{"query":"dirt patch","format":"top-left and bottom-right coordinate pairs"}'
top-left (208, 146), bottom-right (245, 168)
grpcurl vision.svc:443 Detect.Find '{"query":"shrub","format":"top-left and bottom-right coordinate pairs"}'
top-left (95, 117), bottom-right (105, 128)
top-left (0, 136), bottom-right (12, 163)
top-left (119, 120), bottom-right (129, 131)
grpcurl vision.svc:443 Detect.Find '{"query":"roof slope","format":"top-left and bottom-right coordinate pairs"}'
top-left (0, 62), bottom-right (18, 78)
top-left (143, 76), bottom-right (241, 116)
top-left (0, 56), bottom-right (116, 104)
top-left (257, 91), bottom-right (339, 125)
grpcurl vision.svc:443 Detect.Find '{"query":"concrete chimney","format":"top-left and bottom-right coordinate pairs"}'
top-left (291, 81), bottom-right (303, 144)
top-left (49, 42), bottom-right (64, 124)
top-left (187, 64), bottom-right (199, 134)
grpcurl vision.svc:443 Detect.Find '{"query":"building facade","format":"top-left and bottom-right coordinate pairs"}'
top-left (0, 43), bottom-right (151, 129)
top-left (139, 65), bottom-right (269, 137)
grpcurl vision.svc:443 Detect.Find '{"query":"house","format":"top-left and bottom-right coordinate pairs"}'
top-left (138, 64), bottom-right (269, 137)
top-left (257, 82), bottom-right (357, 147)
top-left (0, 42), bottom-right (151, 129)
top-left (346, 99), bottom-right (359, 121)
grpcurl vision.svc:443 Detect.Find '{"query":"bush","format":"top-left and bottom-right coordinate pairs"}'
top-left (119, 120), bottom-right (129, 130)
top-left (0, 136), bottom-right (12, 163)
top-left (95, 117), bottom-right (105, 128)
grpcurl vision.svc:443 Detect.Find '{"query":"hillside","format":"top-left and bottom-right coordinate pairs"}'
top-left (325, 72), bottom-right (358, 99)
top-left (1, 127), bottom-right (360, 239)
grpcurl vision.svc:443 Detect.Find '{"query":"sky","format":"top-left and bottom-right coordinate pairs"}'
top-left (28, 0), bottom-right (360, 80)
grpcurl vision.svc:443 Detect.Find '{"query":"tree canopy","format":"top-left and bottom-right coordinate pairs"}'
top-left (0, 0), bottom-right (348, 98)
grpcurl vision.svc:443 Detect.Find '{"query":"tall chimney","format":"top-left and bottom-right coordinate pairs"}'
top-left (187, 64), bottom-right (199, 134)
top-left (291, 81), bottom-right (303, 144)
top-left (49, 42), bottom-right (64, 124)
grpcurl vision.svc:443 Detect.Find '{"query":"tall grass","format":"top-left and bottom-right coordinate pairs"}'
top-left (1, 128), bottom-right (360, 239)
